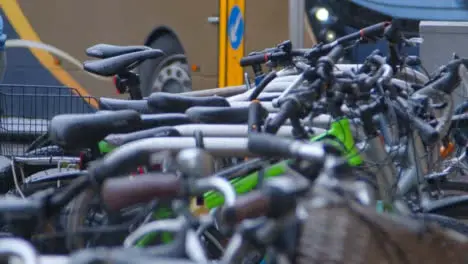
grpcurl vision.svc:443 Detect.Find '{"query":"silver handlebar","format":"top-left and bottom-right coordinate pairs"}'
top-left (124, 176), bottom-right (236, 261)
top-left (0, 238), bottom-right (38, 264)
top-left (194, 177), bottom-right (236, 207)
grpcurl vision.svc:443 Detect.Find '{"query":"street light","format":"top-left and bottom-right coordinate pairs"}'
top-left (325, 30), bottom-right (336, 42)
top-left (314, 7), bottom-right (330, 22)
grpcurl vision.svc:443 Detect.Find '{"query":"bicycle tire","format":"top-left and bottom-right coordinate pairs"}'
top-left (66, 187), bottom-right (170, 251)
top-left (65, 187), bottom-right (230, 258)
top-left (65, 187), bottom-right (110, 250)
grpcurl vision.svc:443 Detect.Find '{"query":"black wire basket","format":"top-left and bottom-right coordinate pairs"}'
top-left (0, 84), bottom-right (97, 157)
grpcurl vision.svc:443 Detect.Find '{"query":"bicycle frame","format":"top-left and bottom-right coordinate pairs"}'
top-left (203, 117), bottom-right (362, 209)
top-left (133, 117), bottom-right (362, 248)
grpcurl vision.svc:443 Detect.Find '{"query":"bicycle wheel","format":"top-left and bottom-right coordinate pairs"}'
top-left (65, 187), bottom-right (263, 261)
top-left (4, 168), bottom-right (80, 253)
top-left (65, 187), bottom-right (142, 250)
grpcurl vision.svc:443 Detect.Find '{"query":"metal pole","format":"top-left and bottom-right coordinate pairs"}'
top-left (289, 0), bottom-right (305, 48)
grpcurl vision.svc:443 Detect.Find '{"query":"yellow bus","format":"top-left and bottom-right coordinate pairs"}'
top-left (1, 0), bottom-right (418, 99)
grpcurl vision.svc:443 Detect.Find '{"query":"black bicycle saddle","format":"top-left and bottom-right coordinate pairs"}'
top-left (99, 97), bottom-right (153, 114)
top-left (104, 126), bottom-right (181, 147)
top-left (86, 44), bottom-right (151, 59)
top-left (185, 106), bottom-right (250, 124)
top-left (140, 113), bottom-right (192, 129)
top-left (49, 110), bottom-right (142, 149)
top-left (83, 49), bottom-right (165, 77)
top-left (147, 92), bottom-right (230, 113)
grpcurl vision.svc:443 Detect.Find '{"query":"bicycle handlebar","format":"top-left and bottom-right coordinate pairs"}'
top-left (69, 248), bottom-right (199, 264)
top-left (240, 53), bottom-right (268, 67)
top-left (101, 173), bottom-right (184, 211)
top-left (366, 54), bottom-right (393, 85)
top-left (222, 176), bottom-right (306, 224)
top-left (391, 101), bottom-right (439, 145)
top-left (326, 45), bottom-right (344, 64)
top-left (265, 99), bottom-right (299, 134)
top-left (337, 22), bottom-right (390, 45)
top-left (248, 100), bottom-right (267, 133)
top-left (240, 21), bottom-right (389, 68)
top-left (222, 190), bottom-right (270, 224)
top-left (249, 71), bottom-right (278, 101)
top-left (267, 45), bottom-right (345, 133)
top-left (316, 45), bottom-right (344, 81)
top-left (247, 133), bottom-right (326, 162)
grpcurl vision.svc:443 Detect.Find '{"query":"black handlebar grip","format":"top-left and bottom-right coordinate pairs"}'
top-left (89, 144), bottom-right (154, 183)
top-left (392, 103), bottom-right (439, 145)
top-left (327, 45), bottom-right (344, 64)
top-left (222, 190), bottom-right (270, 225)
top-left (431, 73), bottom-right (458, 94)
top-left (384, 20), bottom-right (402, 43)
top-left (247, 133), bottom-right (293, 158)
top-left (248, 101), bottom-right (268, 133)
top-left (249, 71), bottom-right (277, 101)
top-left (361, 22), bottom-right (390, 38)
top-left (101, 173), bottom-right (182, 211)
top-left (339, 22), bottom-right (389, 44)
top-left (265, 100), bottom-right (298, 134)
top-left (240, 53), bottom-right (269, 67)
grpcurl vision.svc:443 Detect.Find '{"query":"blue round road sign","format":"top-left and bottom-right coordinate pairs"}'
top-left (227, 5), bottom-right (244, 50)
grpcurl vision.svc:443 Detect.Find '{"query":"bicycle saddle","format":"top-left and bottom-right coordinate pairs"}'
top-left (99, 97), bottom-right (153, 114)
top-left (83, 49), bottom-right (165, 77)
top-left (86, 44), bottom-right (151, 59)
top-left (49, 110), bottom-right (142, 149)
top-left (185, 106), bottom-right (250, 124)
top-left (104, 126), bottom-right (181, 147)
top-left (140, 113), bottom-right (192, 129)
top-left (147, 92), bottom-right (230, 113)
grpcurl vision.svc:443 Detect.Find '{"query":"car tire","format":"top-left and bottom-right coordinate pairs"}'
top-left (139, 34), bottom-right (192, 96)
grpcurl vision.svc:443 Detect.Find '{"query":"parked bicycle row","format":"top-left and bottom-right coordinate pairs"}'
top-left (1, 20), bottom-right (468, 263)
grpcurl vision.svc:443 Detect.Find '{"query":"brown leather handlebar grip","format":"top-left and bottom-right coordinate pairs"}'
top-left (222, 190), bottom-right (270, 224)
top-left (101, 173), bottom-right (183, 211)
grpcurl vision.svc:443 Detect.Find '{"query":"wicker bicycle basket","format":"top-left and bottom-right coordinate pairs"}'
top-left (295, 188), bottom-right (468, 264)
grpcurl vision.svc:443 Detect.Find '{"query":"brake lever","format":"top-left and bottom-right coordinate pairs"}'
top-left (431, 102), bottom-right (448, 110)
top-left (425, 171), bottom-right (450, 182)
top-left (405, 37), bottom-right (424, 46)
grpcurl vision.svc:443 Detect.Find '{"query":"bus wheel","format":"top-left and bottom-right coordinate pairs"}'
top-left (139, 35), bottom-right (192, 96)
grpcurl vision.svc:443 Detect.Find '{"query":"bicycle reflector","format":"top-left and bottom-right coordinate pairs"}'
top-left (113, 75), bottom-right (126, 94)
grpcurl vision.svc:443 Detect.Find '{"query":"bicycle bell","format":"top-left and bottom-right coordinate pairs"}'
top-left (176, 148), bottom-right (215, 179)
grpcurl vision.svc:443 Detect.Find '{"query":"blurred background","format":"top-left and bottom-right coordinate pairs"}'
top-left (0, 0), bottom-right (466, 99)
